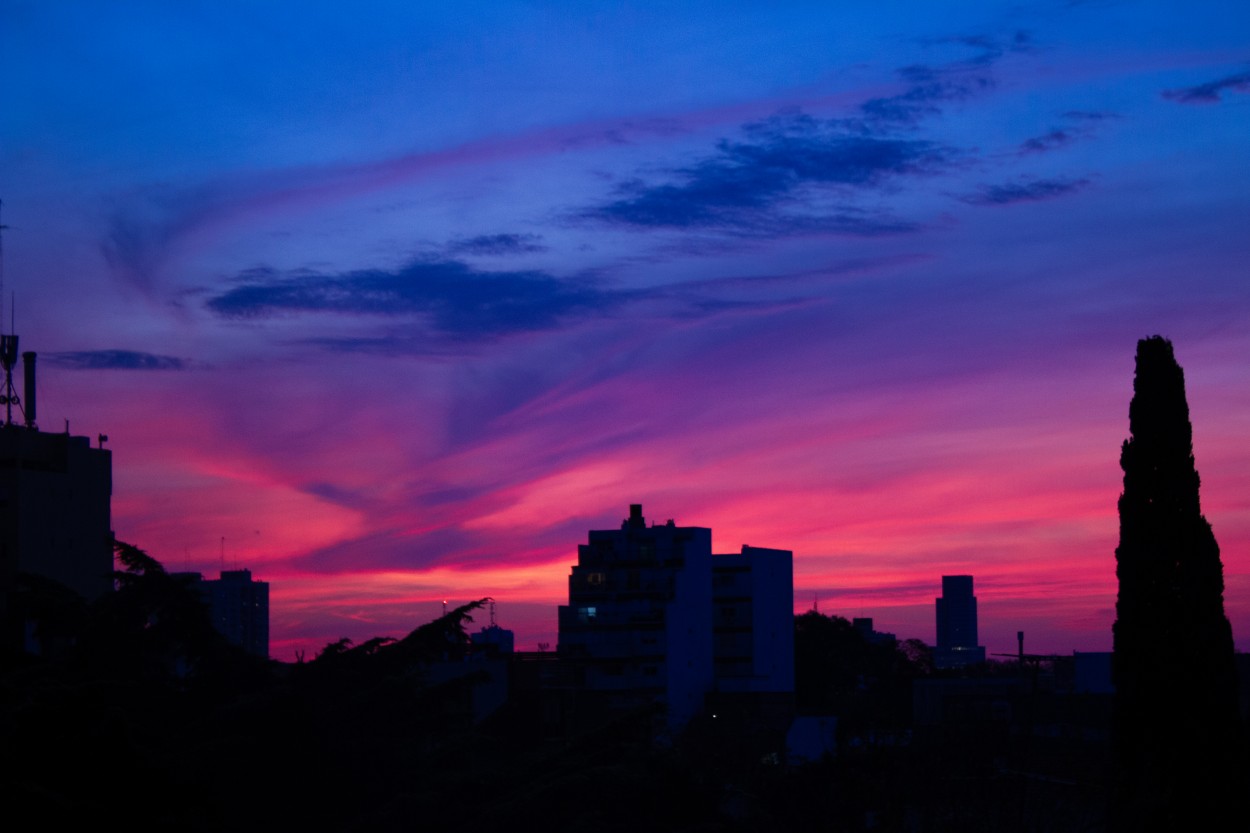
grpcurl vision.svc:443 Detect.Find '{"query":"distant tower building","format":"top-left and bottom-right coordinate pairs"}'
top-left (471, 600), bottom-right (515, 656)
top-left (180, 569), bottom-right (269, 658)
top-left (934, 575), bottom-right (986, 669)
top-left (0, 338), bottom-right (113, 613)
top-left (558, 504), bottom-right (715, 730)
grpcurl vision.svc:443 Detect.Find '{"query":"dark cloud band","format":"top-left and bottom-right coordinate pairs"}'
top-left (961, 177), bottom-right (1091, 206)
top-left (208, 260), bottom-right (619, 340)
top-left (48, 350), bottom-right (188, 371)
top-left (1163, 70), bottom-right (1250, 104)
top-left (587, 113), bottom-right (949, 233)
top-left (445, 233), bottom-right (546, 256)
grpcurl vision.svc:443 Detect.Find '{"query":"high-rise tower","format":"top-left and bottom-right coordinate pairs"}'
top-left (934, 575), bottom-right (985, 669)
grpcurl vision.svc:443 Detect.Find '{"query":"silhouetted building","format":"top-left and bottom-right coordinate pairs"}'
top-left (558, 504), bottom-right (794, 731)
top-left (0, 341), bottom-right (113, 611)
top-left (852, 616), bottom-right (897, 647)
top-left (935, 575), bottom-right (985, 669)
top-left (713, 545), bottom-right (794, 693)
top-left (180, 569), bottom-right (269, 658)
top-left (471, 602), bottom-right (515, 656)
top-left (559, 504), bottom-right (714, 730)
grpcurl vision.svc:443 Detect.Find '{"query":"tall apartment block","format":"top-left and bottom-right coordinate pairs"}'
top-left (558, 504), bottom-right (793, 730)
top-left (180, 569), bottom-right (270, 658)
top-left (558, 504), bottom-right (714, 729)
top-left (935, 574), bottom-right (986, 669)
top-left (207, 569), bottom-right (269, 658)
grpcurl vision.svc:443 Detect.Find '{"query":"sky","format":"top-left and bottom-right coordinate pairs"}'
top-left (3, 1), bottom-right (1248, 660)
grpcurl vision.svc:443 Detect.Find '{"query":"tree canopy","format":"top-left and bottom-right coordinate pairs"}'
top-left (1112, 336), bottom-right (1241, 832)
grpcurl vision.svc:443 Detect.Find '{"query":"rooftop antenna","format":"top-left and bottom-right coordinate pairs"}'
top-left (0, 200), bottom-right (14, 426)
top-left (0, 329), bottom-right (17, 426)
top-left (489, 599), bottom-right (497, 627)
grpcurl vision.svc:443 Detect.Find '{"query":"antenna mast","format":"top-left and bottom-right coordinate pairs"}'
top-left (0, 337), bottom-right (13, 427)
top-left (0, 198), bottom-right (6, 331)
top-left (0, 202), bottom-right (19, 427)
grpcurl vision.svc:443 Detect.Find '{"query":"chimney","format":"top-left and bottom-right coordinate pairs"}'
top-left (22, 351), bottom-right (35, 427)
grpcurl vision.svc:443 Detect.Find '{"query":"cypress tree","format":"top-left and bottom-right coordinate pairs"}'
top-left (1112, 336), bottom-right (1240, 831)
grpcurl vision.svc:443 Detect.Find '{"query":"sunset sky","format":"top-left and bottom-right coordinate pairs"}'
top-left (3, 2), bottom-right (1248, 659)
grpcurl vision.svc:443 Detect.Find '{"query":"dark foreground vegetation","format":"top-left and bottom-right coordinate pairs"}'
top-left (1, 543), bottom-right (1150, 832)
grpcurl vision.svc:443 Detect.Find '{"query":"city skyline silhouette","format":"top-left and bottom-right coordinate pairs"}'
top-left (2, 5), bottom-right (1248, 661)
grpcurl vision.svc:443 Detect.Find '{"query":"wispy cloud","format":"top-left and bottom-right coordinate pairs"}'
top-left (1163, 69), bottom-right (1250, 104)
top-left (583, 32), bottom-right (1042, 236)
top-left (47, 350), bottom-right (189, 370)
top-left (961, 177), bottom-right (1091, 205)
top-left (860, 66), bottom-right (991, 127)
top-left (208, 260), bottom-right (622, 340)
top-left (586, 112), bottom-right (948, 233)
top-left (94, 108), bottom-right (823, 294)
top-left (860, 30), bottom-right (1032, 127)
top-left (923, 30), bottom-right (1035, 65)
top-left (206, 256), bottom-right (816, 352)
top-left (1061, 110), bottom-right (1119, 122)
top-left (1019, 129), bottom-right (1074, 155)
top-left (100, 185), bottom-right (224, 294)
top-left (1019, 108), bottom-right (1119, 156)
top-left (445, 233), bottom-right (546, 256)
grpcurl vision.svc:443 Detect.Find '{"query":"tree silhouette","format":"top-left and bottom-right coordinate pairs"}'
top-left (71, 537), bottom-right (236, 678)
top-left (308, 598), bottom-right (489, 674)
top-left (793, 611), bottom-right (922, 733)
top-left (1111, 336), bottom-right (1241, 832)
top-left (111, 537), bottom-right (168, 581)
